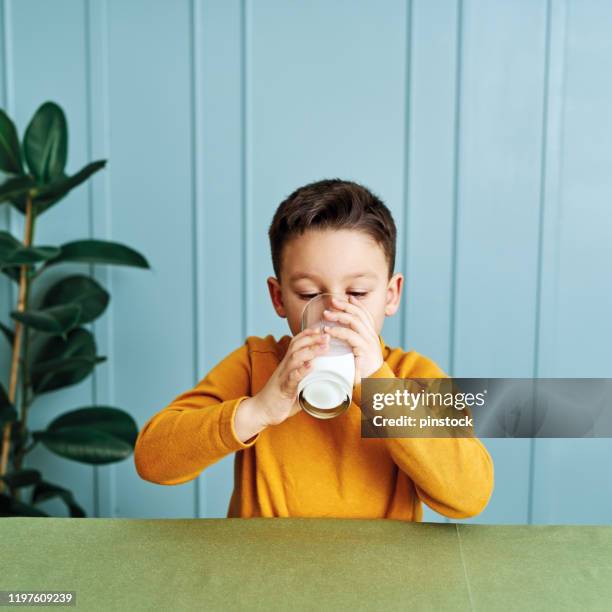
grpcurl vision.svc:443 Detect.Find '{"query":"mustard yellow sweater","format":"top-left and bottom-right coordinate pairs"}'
top-left (134, 334), bottom-right (494, 521)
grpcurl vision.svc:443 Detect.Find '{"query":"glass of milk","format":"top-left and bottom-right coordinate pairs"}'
top-left (297, 293), bottom-right (355, 419)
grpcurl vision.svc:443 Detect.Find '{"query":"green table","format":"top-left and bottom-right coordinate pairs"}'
top-left (2, 518), bottom-right (611, 611)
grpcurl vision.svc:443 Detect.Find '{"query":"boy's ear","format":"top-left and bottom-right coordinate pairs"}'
top-left (267, 276), bottom-right (287, 318)
top-left (384, 272), bottom-right (404, 316)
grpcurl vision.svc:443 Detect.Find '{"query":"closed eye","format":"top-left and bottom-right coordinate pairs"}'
top-left (298, 292), bottom-right (368, 300)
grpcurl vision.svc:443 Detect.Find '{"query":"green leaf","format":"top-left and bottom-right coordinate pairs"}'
top-left (32, 355), bottom-right (106, 394)
top-left (33, 326), bottom-right (96, 363)
top-left (0, 469), bottom-right (41, 488)
top-left (11, 303), bottom-right (81, 335)
top-left (0, 230), bottom-right (60, 267)
top-left (32, 406), bottom-right (138, 465)
top-left (0, 382), bottom-right (17, 425)
top-left (41, 274), bottom-right (110, 324)
top-left (47, 406), bottom-right (138, 445)
top-left (11, 428), bottom-right (30, 457)
top-left (34, 427), bottom-right (132, 465)
top-left (32, 354), bottom-right (106, 377)
top-left (34, 160), bottom-right (105, 201)
top-left (46, 239), bottom-right (150, 269)
top-left (11, 160), bottom-right (106, 216)
top-left (31, 327), bottom-right (103, 394)
top-left (31, 480), bottom-right (85, 517)
top-left (0, 493), bottom-right (48, 516)
top-left (23, 101), bottom-right (67, 183)
top-left (0, 174), bottom-right (34, 204)
top-left (0, 109), bottom-right (24, 174)
top-left (0, 321), bottom-right (14, 347)
top-left (0, 412), bottom-right (16, 429)
top-left (0, 381), bottom-right (11, 406)
top-left (1, 266), bottom-right (20, 284)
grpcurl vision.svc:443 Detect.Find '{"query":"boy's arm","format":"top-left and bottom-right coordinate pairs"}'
top-left (352, 359), bottom-right (494, 520)
top-left (134, 343), bottom-right (262, 486)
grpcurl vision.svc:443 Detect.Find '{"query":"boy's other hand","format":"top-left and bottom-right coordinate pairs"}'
top-left (253, 328), bottom-right (331, 427)
top-left (321, 295), bottom-right (384, 386)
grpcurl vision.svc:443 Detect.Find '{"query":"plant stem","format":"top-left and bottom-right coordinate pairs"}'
top-left (14, 323), bottom-right (32, 475)
top-left (0, 195), bottom-right (36, 494)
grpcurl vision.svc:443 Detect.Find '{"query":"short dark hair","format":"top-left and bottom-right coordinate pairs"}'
top-left (268, 178), bottom-right (397, 283)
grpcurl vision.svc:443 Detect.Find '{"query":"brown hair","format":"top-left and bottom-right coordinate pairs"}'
top-left (268, 178), bottom-right (397, 282)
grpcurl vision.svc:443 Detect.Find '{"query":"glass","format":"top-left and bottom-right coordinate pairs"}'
top-left (296, 293), bottom-right (356, 419)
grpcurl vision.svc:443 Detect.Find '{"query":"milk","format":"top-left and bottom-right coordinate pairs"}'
top-left (297, 293), bottom-right (357, 419)
top-left (297, 344), bottom-right (355, 419)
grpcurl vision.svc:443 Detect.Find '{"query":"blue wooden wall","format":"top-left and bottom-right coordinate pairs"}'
top-left (1, 0), bottom-right (610, 524)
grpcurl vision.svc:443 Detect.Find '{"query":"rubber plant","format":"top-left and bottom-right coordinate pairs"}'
top-left (0, 101), bottom-right (148, 516)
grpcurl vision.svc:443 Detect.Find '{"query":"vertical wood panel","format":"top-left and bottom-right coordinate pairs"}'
top-left (106, 0), bottom-right (196, 517)
top-left (406, 0), bottom-right (461, 523)
top-left (532, 0), bottom-right (612, 524)
top-left (452, 0), bottom-right (548, 524)
top-left (196, 0), bottom-right (246, 518)
top-left (405, 0), bottom-right (458, 369)
top-left (86, 0), bottom-right (115, 518)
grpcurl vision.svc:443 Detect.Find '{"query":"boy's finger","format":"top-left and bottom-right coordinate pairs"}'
top-left (349, 295), bottom-right (378, 328)
top-left (289, 328), bottom-right (317, 347)
top-left (287, 331), bottom-right (329, 358)
top-left (281, 363), bottom-right (305, 391)
top-left (322, 323), bottom-right (363, 350)
top-left (287, 342), bottom-right (328, 370)
top-left (322, 309), bottom-right (371, 340)
top-left (284, 363), bottom-right (311, 394)
top-left (290, 327), bottom-right (325, 348)
top-left (289, 327), bottom-right (319, 346)
top-left (331, 295), bottom-right (376, 335)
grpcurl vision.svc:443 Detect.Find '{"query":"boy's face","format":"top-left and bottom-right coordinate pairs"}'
top-left (267, 228), bottom-right (403, 336)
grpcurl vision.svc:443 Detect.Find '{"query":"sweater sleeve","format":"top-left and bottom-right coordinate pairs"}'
top-left (133, 343), bottom-right (260, 486)
top-left (352, 358), bottom-right (495, 520)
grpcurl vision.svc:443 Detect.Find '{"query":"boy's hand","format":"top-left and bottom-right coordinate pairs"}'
top-left (321, 295), bottom-right (384, 386)
top-left (253, 328), bottom-right (330, 427)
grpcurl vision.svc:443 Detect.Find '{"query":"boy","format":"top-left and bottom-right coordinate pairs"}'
top-left (134, 179), bottom-right (494, 521)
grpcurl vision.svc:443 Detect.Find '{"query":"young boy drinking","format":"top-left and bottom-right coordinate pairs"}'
top-left (134, 179), bottom-right (494, 521)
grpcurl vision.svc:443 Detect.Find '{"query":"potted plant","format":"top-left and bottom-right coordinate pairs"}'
top-left (0, 101), bottom-right (148, 517)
